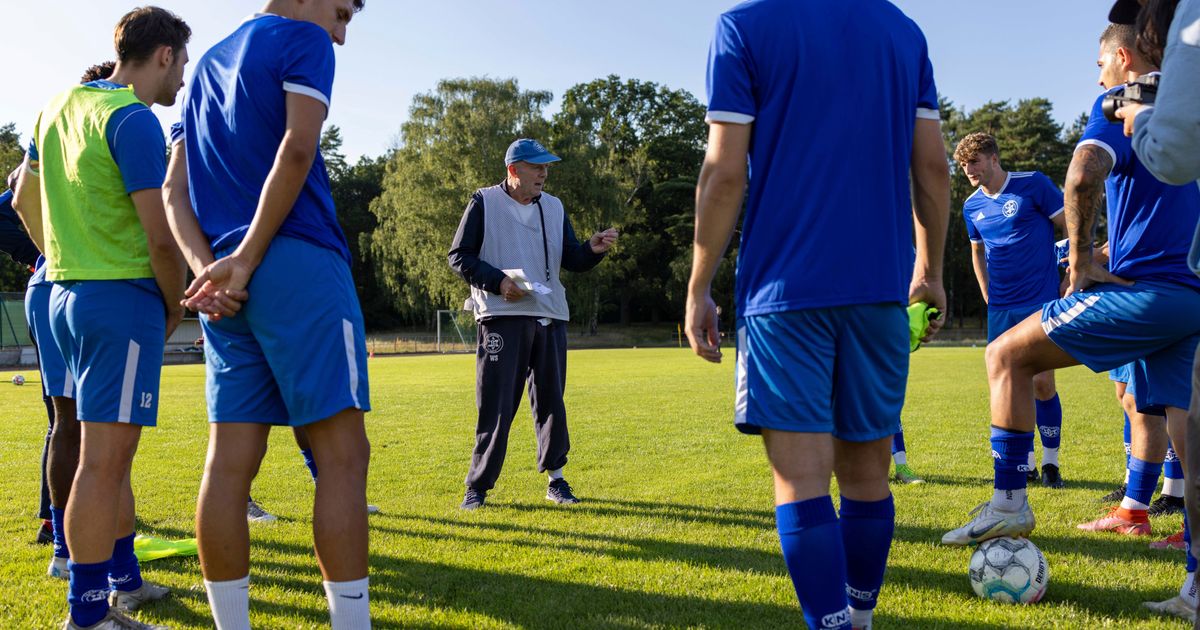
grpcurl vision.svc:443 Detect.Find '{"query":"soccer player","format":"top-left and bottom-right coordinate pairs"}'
top-left (890, 425), bottom-right (923, 484)
top-left (0, 169), bottom-right (56, 545)
top-left (955, 133), bottom-right (1068, 488)
top-left (941, 20), bottom-right (1200, 583)
top-left (164, 2), bottom-right (372, 628)
top-left (689, 2), bottom-right (948, 628)
top-left (21, 61), bottom-right (119, 581)
top-left (12, 8), bottom-right (191, 629)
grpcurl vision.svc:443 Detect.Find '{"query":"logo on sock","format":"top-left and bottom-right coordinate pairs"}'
top-left (821, 609), bottom-right (851, 628)
top-left (340, 593), bottom-right (365, 600)
top-left (1039, 426), bottom-right (1060, 438)
top-left (81, 589), bottom-right (110, 603)
top-left (110, 575), bottom-right (133, 586)
top-left (991, 450), bottom-right (1001, 460)
top-left (846, 586), bottom-right (878, 602)
top-left (1017, 464), bottom-right (1035, 473)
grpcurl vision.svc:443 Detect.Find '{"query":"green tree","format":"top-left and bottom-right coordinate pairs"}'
top-left (368, 78), bottom-right (551, 323)
top-left (549, 76), bottom-right (713, 329)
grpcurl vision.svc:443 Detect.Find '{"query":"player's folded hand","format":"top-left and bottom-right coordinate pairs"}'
top-left (183, 256), bottom-right (253, 319)
top-left (908, 279), bottom-right (946, 341)
top-left (685, 290), bottom-right (722, 363)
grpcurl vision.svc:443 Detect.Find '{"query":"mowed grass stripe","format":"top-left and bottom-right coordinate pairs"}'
top-left (0, 348), bottom-right (1190, 628)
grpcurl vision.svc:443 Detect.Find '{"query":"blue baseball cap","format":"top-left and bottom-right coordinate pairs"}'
top-left (505, 138), bottom-right (561, 166)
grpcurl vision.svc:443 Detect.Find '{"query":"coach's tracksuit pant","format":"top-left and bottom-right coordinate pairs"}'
top-left (466, 316), bottom-right (570, 493)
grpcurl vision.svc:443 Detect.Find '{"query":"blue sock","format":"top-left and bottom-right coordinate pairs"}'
top-left (777, 497), bottom-right (851, 630)
top-left (301, 448), bottom-right (319, 481)
top-left (1123, 413), bottom-right (1132, 470)
top-left (991, 426), bottom-right (1033, 491)
top-left (51, 506), bottom-right (69, 560)
top-left (891, 428), bottom-right (905, 455)
top-left (1034, 395), bottom-right (1062, 450)
top-left (68, 559), bottom-right (112, 627)
top-left (839, 495), bottom-right (894, 612)
top-left (1186, 516), bottom-right (1196, 574)
top-left (1165, 441), bottom-right (1183, 482)
top-left (1125, 457), bottom-right (1162, 508)
top-left (109, 533), bottom-right (143, 592)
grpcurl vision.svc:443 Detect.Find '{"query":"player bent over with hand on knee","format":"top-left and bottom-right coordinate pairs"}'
top-left (164, 1), bottom-right (372, 628)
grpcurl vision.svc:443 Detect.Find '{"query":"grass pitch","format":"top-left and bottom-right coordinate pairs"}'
top-left (0, 347), bottom-right (1192, 628)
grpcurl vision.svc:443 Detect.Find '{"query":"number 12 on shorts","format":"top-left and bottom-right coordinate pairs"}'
top-left (140, 392), bottom-right (153, 409)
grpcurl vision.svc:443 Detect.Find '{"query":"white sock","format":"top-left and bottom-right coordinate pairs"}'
top-left (325, 577), bottom-right (371, 630)
top-left (205, 576), bottom-right (251, 630)
top-left (849, 606), bottom-right (873, 628)
top-left (548, 468), bottom-right (564, 481)
top-left (892, 451), bottom-right (907, 466)
top-left (1119, 496), bottom-right (1149, 511)
top-left (50, 556), bottom-right (68, 572)
top-left (1041, 448), bottom-right (1059, 467)
top-left (1181, 572), bottom-right (1198, 606)
top-left (1027, 450), bottom-right (1036, 469)
top-left (992, 488), bottom-right (1026, 512)
top-left (1163, 477), bottom-right (1185, 497)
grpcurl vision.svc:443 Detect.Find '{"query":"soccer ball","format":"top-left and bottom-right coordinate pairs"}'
top-left (11, 374), bottom-right (25, 386)
top-left (968, 536), bottom-right (1049, 604)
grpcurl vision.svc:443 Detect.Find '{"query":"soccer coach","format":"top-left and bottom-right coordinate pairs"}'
top-left (448, 139), bottom-right (618, 510)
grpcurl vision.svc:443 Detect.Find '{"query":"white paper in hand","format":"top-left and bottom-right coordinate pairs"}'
top-left (502, 269), bottom-right (534, 291)
top-left (530, 282), bottom-right (553, 295)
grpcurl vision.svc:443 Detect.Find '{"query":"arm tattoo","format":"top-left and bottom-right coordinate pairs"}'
top-left (1063, 146), bottom-right (1114, 254)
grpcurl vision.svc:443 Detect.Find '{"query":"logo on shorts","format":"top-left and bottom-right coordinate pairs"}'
top-left (484, 333), bottom-right (504, 355)
top-left (1002, 199), bottom-right (1019, 217)
top-left (1039, 426), bottom-right (1060, 439)
top-left (821, 609), bottom-right (851, 628)
top-left (81, 589), bottom-right (110, 603)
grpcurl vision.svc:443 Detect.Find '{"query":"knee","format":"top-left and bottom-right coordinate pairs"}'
top-left (1032, 377), bottom-right (1056, 400)
top-left (985, 341), bottom-right (1012, 379)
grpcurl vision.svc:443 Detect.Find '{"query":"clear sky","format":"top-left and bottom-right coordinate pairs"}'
top-left (3, 1), bottom-right (1117, 161)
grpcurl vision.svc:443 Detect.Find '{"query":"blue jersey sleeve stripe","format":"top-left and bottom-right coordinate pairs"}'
top-left (706, 111), bottom-right (755, 124)
top-left (916, 108), bottom-right (940, 120)
top-left (111, 108), bottom-right (154, 148)
top-left (1048, 207), bottom-right (1065, 219)
top-left (1076, 139), bottom-right (1117, 170)
top-left (283, 82), bottom-right (330, 109)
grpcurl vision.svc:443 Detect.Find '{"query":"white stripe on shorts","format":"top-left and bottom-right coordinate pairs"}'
top-left (63, 369), bottom-right (74, 399)
top-left (343, 319), bottom-right (361, 409)
top-left (1041, 295), bottom-right (1101, 336)
top-left (117, 340), bottom-right (141, 423)
top-left (734, 327), bottom-right (749, 428)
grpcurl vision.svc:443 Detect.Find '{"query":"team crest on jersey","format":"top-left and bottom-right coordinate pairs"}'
top-left (484, 333), bottom-right (504, 355)
top-left (1002, 199), bottom-right (1019, 218)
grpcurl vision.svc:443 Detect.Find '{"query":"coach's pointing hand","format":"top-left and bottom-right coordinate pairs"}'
top-left (589, 228), bottom-right (619, 254)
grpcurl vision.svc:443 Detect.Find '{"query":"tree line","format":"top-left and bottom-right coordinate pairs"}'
top-left (0, 77), bottom-right (1089, 332)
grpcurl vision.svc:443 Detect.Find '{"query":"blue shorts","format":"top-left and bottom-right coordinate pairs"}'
top-left (202, 236), bottom-right (370, 426)
top-left (1043, 280), bottom-right (1200, 412)
top-left (49, 279), bottom-right (165, 426)
top-left (1108, 363), bottom-right (1166, 415)
top-left (987, 304), bottom-right (1043, 344)
top-left (734, 303), bottom-right (908, 441)
top-left (25, 270), bottom-right (73, 399)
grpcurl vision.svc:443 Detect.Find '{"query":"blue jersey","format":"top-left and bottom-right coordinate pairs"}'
top-left (1079, 86), bottom-right (1200, 290)
top-left (0, 190), bottom-right (40, 268)
top-left (181, 13), bottom-right (349, 264)
top-left (706, 0), bottom-right (938, 316)
top-left (28, 80), bottom-right (167, 195)
top-left (964, 171), bottom-right (1063, 309)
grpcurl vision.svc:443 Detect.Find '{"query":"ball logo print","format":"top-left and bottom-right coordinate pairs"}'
top-left (81, 589), bottom-right (109, 603)
top-left (484, 333), bottom-right (504, 355)
top-left (968, 537), bottom-right (1049, 604)
top-left (1039, 425), bottom-right (1060, 439)
top-left (1002, 199), bottom-right (1019, 217)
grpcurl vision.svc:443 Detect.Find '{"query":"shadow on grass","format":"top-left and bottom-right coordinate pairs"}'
top-left (911, 474), bottom-right (1120, 493)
